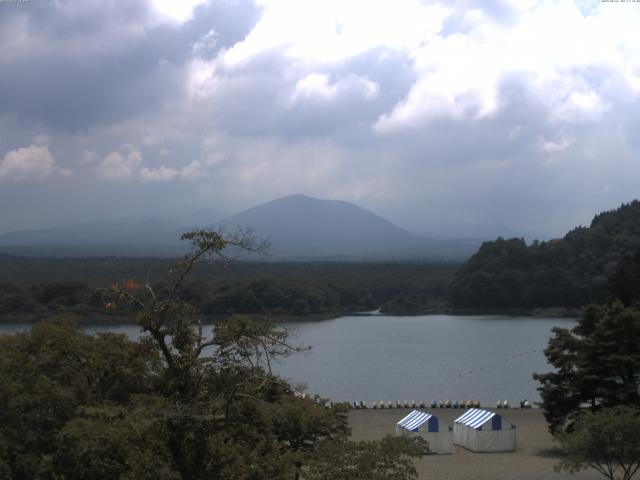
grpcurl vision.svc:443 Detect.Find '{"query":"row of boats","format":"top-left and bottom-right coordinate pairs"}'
top-left (326, 399), bottom-right (534, 409)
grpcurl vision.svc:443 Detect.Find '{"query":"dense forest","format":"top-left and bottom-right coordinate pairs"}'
top-left (3, 200), bottom-right (640, 322)
top-left (0, 256), bottom-right (456, 322)
top-left (0, 231), bottom-right (427, 479)
top-left (450, 201), bottom-right (640, 309)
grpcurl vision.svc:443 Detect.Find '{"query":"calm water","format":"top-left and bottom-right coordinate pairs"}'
top-left (0, 315), bottom-right (574, 404)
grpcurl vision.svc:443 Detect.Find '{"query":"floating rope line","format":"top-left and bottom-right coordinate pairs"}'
top-left (456, 349), bottom-right (541, 378)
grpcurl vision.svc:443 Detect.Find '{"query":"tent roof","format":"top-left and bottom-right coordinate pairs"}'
top-left (454, 409), bottom-right (496, 429)
top-left (397, 410), bottom-right (433, 431)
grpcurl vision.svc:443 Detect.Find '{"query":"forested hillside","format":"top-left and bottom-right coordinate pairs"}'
top-left (0, 256), bottom-right (456, 321)
top-left (450, 201), bottom-right (640, 309)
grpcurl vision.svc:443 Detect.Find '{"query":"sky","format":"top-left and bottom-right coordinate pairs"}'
top-left (0, 0), bottom-right (639, 239)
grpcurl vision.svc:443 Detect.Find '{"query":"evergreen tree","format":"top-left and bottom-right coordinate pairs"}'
top-left (534, 302), bottom-right (640, 432)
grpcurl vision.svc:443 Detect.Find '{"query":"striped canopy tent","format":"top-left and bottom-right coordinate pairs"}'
top-left (395, 410), bottom-right (452, 454)
top-left (453, 409), bottom-right (516, 452)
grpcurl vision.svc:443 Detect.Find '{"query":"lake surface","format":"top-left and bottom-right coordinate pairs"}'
top-left (0, 314), bottom-right (575, 404)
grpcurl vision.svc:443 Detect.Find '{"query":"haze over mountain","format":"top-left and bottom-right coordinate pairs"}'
top-left (2, 1), bottom-right (639, 252)
top-left (215, 195), bottom-right (477, 259)
top-left (0, 218), bottom-right (187, 257)
top-left (0, 195), bottom-right (478, 259)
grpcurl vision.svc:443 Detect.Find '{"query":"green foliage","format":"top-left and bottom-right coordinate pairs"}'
top-left (556, 406), bottom-right (640, 480)
top-left (0, 314), bottom-right (355, 479)
top-left (32, 281), bottom-right (89, 307)
top-left (609, 250), bottom-right (640, 307)
top-left (0, 258), bottom-right (457, 321)
top-left (534, 302), bottom-right (640, 432)
top-left (450, 200), bottom-right (640, 309)
top-left (0, 230), bottom-right (427, 479)
top-left (201, 278), bottom-right (376, 316)
top-left (54, 404), bottom-right (178, 480)
top-left (0, 317), bottom-right (158, 479)
top-left (305, 435), bottom-right (428, 480)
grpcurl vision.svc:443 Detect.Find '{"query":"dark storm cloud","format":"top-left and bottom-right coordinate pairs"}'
top-left (374, 75), bottom-right (551, 167)
top-left (352, 70), bottom-right (640, 237)
top-left (0, 0), bottom-right (262, 130)
top-left (1, 0), bottom-right (639, 240)
top-left (187, 0), bottom-right (265, 55)
top-left (190, 47), bottom-right (416, 142)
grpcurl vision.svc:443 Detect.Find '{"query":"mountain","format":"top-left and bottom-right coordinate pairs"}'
top-left (0, 218), bottom-right (188, 256)
top-left (450, 200), bottom-right (640, 309)
top-left (0, 195), bottom-right (478, 259)
top-left (215, 194), bottom-right (476, 259)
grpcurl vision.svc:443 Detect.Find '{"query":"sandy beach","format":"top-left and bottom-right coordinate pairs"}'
top-left (348, 408), bottom-right (601, 480)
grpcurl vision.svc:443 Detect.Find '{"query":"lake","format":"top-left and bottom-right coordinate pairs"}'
top-left (0, 314), bottom-right (575, 405)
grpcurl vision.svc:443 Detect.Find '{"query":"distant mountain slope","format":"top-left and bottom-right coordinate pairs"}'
top-left (0, 218), bottom-right (188, 256)
top-left (0, 218), bottom-right (181, 245)
top-left (450, 200), bottom-right (640, 309)
top-left (0, 195), bottom-right (478, 259)
top-left (216, 194), bottom-right (475, 259)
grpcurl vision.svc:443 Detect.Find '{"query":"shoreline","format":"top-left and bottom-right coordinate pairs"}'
top-left (0, 308), bottom-right (580, 326)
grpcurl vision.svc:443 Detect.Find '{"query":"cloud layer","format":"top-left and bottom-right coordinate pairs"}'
top-left (1, 0), bottom-right (639, 238)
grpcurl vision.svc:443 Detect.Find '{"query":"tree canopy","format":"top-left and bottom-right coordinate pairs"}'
top-left (0, 229), bottom-right (428, 479)
top-left (450, 200), bottom-right (640, 309)
top-left (534, 302), bottom-right (640, 432)
top-left (0, 256), bottom-right (455, 322)
top-left (556, 406), bottom-right (640, 480)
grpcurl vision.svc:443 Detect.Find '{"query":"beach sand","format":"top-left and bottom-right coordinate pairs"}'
top-left (348, 408), bottom-right (601, 480)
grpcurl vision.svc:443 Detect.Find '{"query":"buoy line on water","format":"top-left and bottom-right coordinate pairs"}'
top-left (309, 349), bottom-right (545, 410)
top-left (456, 349), bottom-right (542, 378)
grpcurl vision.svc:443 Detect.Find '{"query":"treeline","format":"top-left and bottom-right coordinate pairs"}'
top-left (179, 279), bottom-right (376, 317)
top-left (450, 200), bottom-right (640, 309)
top-left (0, 281), bottom-right (93, 319)
top-left (5, 200), bottom-right (640, 318)
top-left (0, 257), bottom-right (458, 321)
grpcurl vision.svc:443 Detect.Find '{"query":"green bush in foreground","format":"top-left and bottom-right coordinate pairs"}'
top-left (556, 406), bottom-right (640, 480)
top-left (0, 229), bottom-right (427, 479)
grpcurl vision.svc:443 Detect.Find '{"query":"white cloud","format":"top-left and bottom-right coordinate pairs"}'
top-left (224, 0), bottom-right (447, 67)
top-left (0, 144), bottom-right (57, 180)
top-left (185, 0), bottom-right (640, 135)
top-left (539, 136), bottom-right (572, 153)
top-left (97, 146), bottom-right (206, 182)
top-left (186, 58), bottom-right (218, 99)
top-left (97, 149), bottom-right (143, 180)
top-left (192, 28), bottom-right (218, 57)
top-left (291, 74), bottom-right (337, 101)
top-left (150, 0), bottom-right (208, 25)
top-left (289, 73), bottom-right (378, 104)
top-left (553, 90), bottom-right (609, 123)
top-left (372, 1), bottom-right (640, 130)
top-left (139, 165), bottom-right (180, 182)
top-left (180, 160), bottom-right (205, 179)
top-left (5, 0), bottom-right (640, 237)
top-left (140, 160), bottom-right (206, 182)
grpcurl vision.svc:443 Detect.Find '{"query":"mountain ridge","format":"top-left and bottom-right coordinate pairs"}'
top-left (0, 195), bottom-right (478, 260)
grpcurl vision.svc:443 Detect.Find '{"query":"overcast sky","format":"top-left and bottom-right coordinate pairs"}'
top-left (1, 0), bottom-right (639, 238)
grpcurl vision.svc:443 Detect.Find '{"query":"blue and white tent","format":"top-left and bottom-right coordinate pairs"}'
top-left (453, 409), bottom-right (516, 452)
top-left (396, 410), bottom-right (453, 454)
